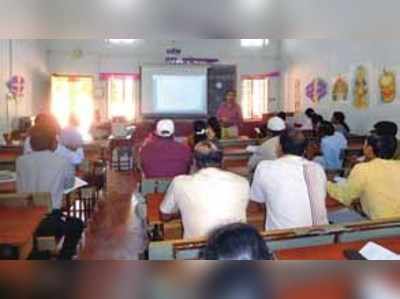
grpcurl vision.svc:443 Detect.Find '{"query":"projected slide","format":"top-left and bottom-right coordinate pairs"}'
top-left (153, 75), bottom-right (206, 113)
top-left (141, 65), bottom-right (208, 116)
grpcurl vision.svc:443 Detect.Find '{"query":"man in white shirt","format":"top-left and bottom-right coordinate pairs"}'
top-left (60, 114), bottom-right (84, 149)
top-left (248, 116), bottom-right (286, 172)
top-left (160, 141), bottom-right (250, 240)
top-left (250, 130), bottom-right (328, 231)
top-left (16, 126), bottom-right (83, 259)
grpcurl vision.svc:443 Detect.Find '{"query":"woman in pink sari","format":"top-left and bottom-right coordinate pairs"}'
top-left (216, 90), bottom-right (243, 139)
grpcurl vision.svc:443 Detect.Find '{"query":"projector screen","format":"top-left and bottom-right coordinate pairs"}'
top-left (141, 65), bottom-right (208, 117)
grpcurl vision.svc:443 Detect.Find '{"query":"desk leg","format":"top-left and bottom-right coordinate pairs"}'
top-left (65, 194), bottom-right (71, 218)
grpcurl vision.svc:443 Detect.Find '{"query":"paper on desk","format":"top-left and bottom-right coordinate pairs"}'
top-left (0, 171), bottom-right (16, 183)
top-left (64, 177), bottom-right (88, 195)
top-left (246, 145), bottom-right (259, 153)
top-left (359, 242), bottom-right (400, 260)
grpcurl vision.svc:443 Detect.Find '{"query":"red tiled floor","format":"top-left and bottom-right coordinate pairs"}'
top-left (78, 169), bottom-right (148, 260)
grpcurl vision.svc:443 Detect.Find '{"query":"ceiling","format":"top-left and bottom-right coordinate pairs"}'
top-left (1, 0), bottom-right (399, 38)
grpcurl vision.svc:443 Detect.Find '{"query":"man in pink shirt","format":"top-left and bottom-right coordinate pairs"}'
top-left (217, 90), bottom-right (243, 138)
top-left (139, 119), bottom-right (192, 178)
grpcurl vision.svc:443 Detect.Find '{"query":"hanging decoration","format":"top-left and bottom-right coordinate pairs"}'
top-left (6, 75), bottom-right (25, 100)
top-left (379, 69), bottom-right (396, 103)
top-left (332, 76), bottom-right (349, 102)
top-left (305, 78), bottom-right (327, 103)
top-left (353, 65), bottom-right (369, 109)
top-left (293, 79), bottom-right (302, 112)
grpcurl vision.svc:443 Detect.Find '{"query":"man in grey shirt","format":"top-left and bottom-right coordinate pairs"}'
top-left (17, 126), bottom-right (83, 259)
top-left (248, 116), bottom-right (287, 173)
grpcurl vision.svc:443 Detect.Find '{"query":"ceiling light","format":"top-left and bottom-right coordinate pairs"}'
top-left (105, 39), bottom-right (137, 45)
top-left (240, 39), bottom-right (270, 47)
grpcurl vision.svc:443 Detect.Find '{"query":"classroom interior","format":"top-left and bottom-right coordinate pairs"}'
top-left (1, 38), bottom-right (400, 265)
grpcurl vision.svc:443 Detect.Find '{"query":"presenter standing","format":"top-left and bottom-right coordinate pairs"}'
top-left (217, 90), bottom-right (243, 139)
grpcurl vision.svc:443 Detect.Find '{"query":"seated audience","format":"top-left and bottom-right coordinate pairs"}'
top-left (202, 223), bottom-right (272, 260)
top-left (331, 111), bottom-right (350, 138)
top-left (60, 114), bottom-right (84, 149)
top-left (188, 120), bottom-right (208, 148)
top-left (248, 116), bottom-right (286, 173)
top-left (328, 134), bottom-right (400, 220)
top-left (24, 113), bottom-right (84, 167)
top-left (140, 119), bottom-right (192, 178)
top-left (276, 111), bottom-right (287, 122)
top-left (302, 108), bottom-right (315, 130)
top-left (207, 116), bottom-right (222, 141)
top-left (250, 130), bottom-right (328, 230)
top-left (372, 121), bottom-right (400, 160)
top-left (16, 126), bottom-right (83, 259)
top-left (311, 113), bottom-right (324, 133)
top-left (160, 141), bottom-right (249, 240)
top-left (314, 121), bottom-right (348, 170)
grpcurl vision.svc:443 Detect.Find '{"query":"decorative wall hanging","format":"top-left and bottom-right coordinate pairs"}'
top-left (305, 78), bottom-right (327, 103)
top-left (6, 75), bottom-right (25, 99)
top-left (332, 76), bottom-right (349, 102)
top-left (353, 65), bottom-right (369, 109)
top-left (294, 79), bottom-right (302, 112)
top-left (379, 69), bottom-right (396, 103)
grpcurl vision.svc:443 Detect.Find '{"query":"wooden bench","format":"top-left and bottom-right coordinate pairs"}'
top-left (148, 217), bottom-right (400, 260)
top-left (146, 193), bottom-right (344, 242)
top-left (139, 177), bottom-right (172, 197)
top-left (275, 236), bottom-right (400, 260)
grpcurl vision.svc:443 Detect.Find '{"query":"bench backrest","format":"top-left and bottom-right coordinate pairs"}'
top-left (140, 178), bottom-right (172, 197)
top-left (148, 218), bottom-right (400, 260)
top-left (0, 192), bottom-right (52, 212)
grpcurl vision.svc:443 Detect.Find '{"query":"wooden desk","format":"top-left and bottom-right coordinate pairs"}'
top-left (0, 206), bottom-right (47, 259)
top-left (275, 237), bottom-right (400, 260)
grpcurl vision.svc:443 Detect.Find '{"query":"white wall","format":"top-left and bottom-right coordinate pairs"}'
top-left (281, 40), bottom-right (400, 135)
top-left (0, 40), bottom-right (48, 135)
top-left (45, 39), bottom-right (282, 116)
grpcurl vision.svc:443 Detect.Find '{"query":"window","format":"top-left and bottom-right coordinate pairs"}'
top-left (51, 75), bottom-right (94, 140)
top-left (241, 76), bottom-right (269, 120)
top-left (101, 73), bottom-right (139, 120)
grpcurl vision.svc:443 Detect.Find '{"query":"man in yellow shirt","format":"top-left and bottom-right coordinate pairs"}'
top-left (328, 134), bottom-right (400, 220)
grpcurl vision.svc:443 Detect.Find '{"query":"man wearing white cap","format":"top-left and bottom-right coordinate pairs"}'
top-left (248, 116), bottom-right (287, 173)
top-left (139, 119), bottom-right (192, 178)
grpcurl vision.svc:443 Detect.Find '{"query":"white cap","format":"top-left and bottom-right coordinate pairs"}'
top-left (267, 116), bottom-right (286, 132)
top-left (156, 119), bottom-right (175, 137)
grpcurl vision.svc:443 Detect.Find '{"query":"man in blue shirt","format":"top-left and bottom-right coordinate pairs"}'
top-left (314, 121), bottom-right (348, 170)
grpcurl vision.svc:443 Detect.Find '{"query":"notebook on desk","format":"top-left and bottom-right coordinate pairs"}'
top-left (64, 177), bottom-right (88, 195)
